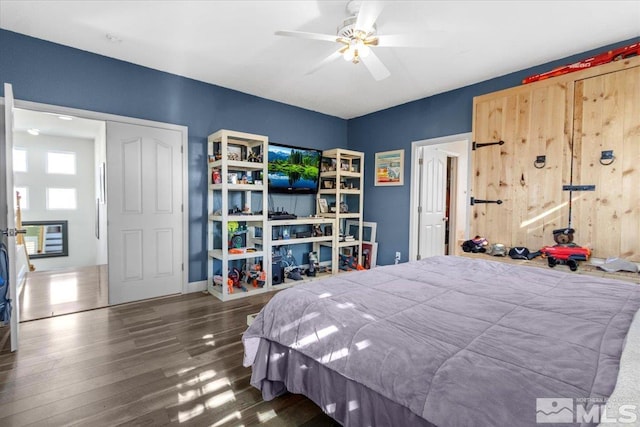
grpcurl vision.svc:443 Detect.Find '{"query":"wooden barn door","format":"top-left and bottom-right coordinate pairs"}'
top-left (572, 66), bottom-right (640, 261)
top-left (472, 83), bottom-right (571, 249)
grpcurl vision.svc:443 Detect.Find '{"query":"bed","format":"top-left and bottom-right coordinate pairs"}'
top-left (242, 256), bottom-right (640, 426)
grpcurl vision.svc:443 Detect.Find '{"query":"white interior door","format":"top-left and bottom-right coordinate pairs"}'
top-left (418, 146), bottom-right (448, 259)
top-left (107, 121), bottom-right (183, 305)
top-left (3, 83), bottom-right (19, 351)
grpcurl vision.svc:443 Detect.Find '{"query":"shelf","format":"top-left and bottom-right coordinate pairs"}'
top-left (320, 240), bottom-right (360, 248)
top-left (210, 183), bottom-right (264, 191)
top-left (209, 160), bottom-right (265, 172)
top-left (317, 212), bottom-right (361, 219)
top-left (318, 189), bottom-right (360, 195)
top-left (208, 283), bottom-right (270, 301)
top-left (207, 129), bottom-right (270, 302)
top-left (268, 217), bottom-right (334, 226)
top-left (209, 249), bottom-right (265, 261)
top-left (271, 270), bottom-right (334, 290)
top-left (209, 214), bottom-right (265, 222)
top-left (337, 239), bottom-right (361, 247)
top-left (271, 236), bottom-right (334, 245)
top-left (320, 171), bottom-right (362, 179)
top-left (318, 148), bottom-right (364, 273)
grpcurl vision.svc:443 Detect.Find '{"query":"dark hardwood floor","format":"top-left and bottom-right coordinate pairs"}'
top-left (19, 265), bottom-right (109, 321)
top-left (0, 291), bottom-right (338, 426)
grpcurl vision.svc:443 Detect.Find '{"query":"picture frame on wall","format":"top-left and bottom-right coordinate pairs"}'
top-left (374, 149), bottom-right (404, 186)
top-left (318, 198), bottom-right (329, 213)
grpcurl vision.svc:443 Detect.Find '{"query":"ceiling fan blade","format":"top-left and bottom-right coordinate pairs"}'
top-left (360, 50), bottom-right (390, 81)
top-left (376, 33), bottom-right (443, 48)
top-left (355, 1), bottom-right (384, 33)
top-left (306, 49), bottom-right (343, 76)
top-left (275, 30), bottom-right (338, 43)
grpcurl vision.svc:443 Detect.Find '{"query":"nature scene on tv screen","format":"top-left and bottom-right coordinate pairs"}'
top-left (268, 146), bottom-right (320, 191)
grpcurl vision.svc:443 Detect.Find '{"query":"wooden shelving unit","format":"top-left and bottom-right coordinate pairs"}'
top-left (207, 136), bottom-right (365, 300)
top-left (207, 129), bottom-right (268, 301)
top-left (317, 149), bottom-right (364, 272)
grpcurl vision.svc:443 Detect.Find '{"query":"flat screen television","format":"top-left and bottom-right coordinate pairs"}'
top-left (267, 142), bottom-right (322, 194)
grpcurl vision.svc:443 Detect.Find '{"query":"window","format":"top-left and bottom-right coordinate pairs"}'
top-left (47, 188), bottom-right (77, 210)
top-left (14, 186), bottom-right (29, 210)
top-left (13, 148), bottom-right (27, 172)
top-left (47, 151), bottom-right (76, 175)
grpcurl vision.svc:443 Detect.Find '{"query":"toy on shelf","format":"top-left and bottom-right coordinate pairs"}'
top-left (245, 264), bottom-right (266, 288)
top-left (228, 267), bottom-right (248, 292)
top-left (339, 254), bottom-right (364, 271)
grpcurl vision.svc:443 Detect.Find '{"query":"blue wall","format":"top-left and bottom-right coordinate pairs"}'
top-left (348, 37), bottom-right (639, 266)
top-left (2, 28), bottom-right (637, 274)
top-left (0, 29), bottom-right (347, 282)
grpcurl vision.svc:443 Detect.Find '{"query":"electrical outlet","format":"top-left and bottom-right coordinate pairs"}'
top-left (395, 251), bottom-right (401, 260)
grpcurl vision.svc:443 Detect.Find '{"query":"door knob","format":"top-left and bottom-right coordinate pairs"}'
top-left (1, 228), bottom-right (26, 236)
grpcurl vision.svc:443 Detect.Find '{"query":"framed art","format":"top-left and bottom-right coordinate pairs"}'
top-left (227, 145), bottom-right (243, 161)
top-left (345, 220), bottom-right (377, 243)
top-left (318, 198), bottom-right (329, 213)
top-left (362, 242), bottom-right (378, 269)
top-left (374, 149), bottom-right (404, 186)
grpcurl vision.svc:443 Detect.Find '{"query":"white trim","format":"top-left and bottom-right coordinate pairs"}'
top-left (3, 97), bottom-right (190, 296)
top-left (185, 280), bottom-right (207, 293)
top-left (409, 133), bottom-right (472, 261)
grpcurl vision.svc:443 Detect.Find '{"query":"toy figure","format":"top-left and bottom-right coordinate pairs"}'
top-left (339, 254), bottom-right (364, 271)
top-left (229, 267), bottom-right (247, 292)
top-left (246, 264), bottom-right (266, 288)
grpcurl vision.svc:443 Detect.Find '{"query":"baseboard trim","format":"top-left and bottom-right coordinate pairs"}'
top-left (185, 280), bottom-right (207, 294)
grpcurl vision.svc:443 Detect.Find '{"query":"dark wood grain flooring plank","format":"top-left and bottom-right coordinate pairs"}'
top-left (0, 288), bottom-right (335, 426)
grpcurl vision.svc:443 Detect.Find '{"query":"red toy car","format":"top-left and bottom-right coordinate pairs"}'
top-left (540, 245), bottom-right (591, 272)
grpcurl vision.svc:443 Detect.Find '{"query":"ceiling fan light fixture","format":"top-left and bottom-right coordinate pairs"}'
top-left (343, 46), bottom-right (356, 62)
top-left (358, 42), bottom-right (371, 58)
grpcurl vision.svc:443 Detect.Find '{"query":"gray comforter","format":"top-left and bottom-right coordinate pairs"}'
top-left (243, 256), bottom-right (640, 426)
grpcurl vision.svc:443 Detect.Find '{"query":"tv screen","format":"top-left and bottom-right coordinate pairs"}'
top-left (267, 143), bottom-right (321, 194)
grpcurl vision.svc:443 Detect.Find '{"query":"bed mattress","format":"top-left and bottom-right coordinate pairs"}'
top-left (243, 256), bottom-right (640, 426)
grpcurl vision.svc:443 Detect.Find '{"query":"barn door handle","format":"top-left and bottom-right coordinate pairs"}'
top-left (472, 140), bottom-right (505, 150)
top-left (470, 197), bottom-right (503, 205)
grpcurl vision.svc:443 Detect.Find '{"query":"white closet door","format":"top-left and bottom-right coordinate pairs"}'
top-left (107, 121), bottom-right (182, 305)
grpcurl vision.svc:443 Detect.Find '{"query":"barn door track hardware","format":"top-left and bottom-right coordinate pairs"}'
top-left (562, 184), bottom-right (596, 192)
top-left (472, 140), bottom-right (505, 150)
top-left (470, 197), bottom-right (503, 205)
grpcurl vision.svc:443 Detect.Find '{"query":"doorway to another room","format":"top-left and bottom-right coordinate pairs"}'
top-left (13, 109), bottom-right (108, 321)
top-left (409, 133), bottom-right (471, 261)
top-left (12, 108), bottom-right (187, 320)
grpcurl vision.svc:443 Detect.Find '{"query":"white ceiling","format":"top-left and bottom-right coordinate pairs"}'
top-left (13, 108), bottom-right (104, 140)
top-left (1, 1), bottom-right (639, 119)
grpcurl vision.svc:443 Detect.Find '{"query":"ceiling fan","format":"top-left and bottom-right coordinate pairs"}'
top-left (276, 1), bottom-right (423, 81)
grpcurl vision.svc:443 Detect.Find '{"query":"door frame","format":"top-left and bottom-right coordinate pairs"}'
top-left (2, 98), bottom-right (190, 294)
top-left (409, 133), bottom-right (472, 261)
